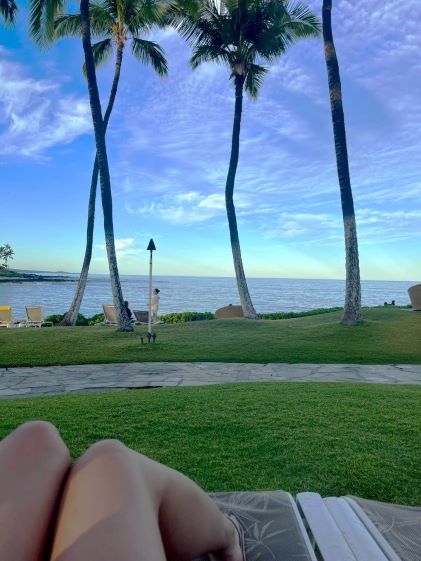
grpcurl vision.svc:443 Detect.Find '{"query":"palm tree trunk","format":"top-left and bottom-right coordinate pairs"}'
top-left (225, 75), bottom-right (258, 319)
top-left (322, 0), bottom-right (362, 325)
top-left (80, 0), bottom-right (132, 332)
top-left (60, 43), bottom-right (125, 326)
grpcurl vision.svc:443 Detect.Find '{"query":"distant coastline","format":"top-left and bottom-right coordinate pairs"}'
top-left (0, 270), bottom-right (76, 283)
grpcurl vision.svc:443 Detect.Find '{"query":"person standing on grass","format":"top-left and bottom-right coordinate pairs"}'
top-left (151, 288), bottom-right (160, 322)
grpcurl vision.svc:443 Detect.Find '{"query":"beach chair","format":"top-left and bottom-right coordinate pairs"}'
top-left (215, 304), bottom-right (244, 319)
top-left (133, 310), bottom-right (149, 324)
top-left (25, 306), bottom-right (53, 328)
top-left (196, 491), bottom-right (317, 561)
top-left (408, 284), bottom-right (421, 311)
top-left (102, 304), bottom-right (118, 325)
top-left (297, 492), bottom-right (421, 561)
top-left (0, 306), bottom-right (13, 328)
top-left (193, 491), bottom-right (421, 561)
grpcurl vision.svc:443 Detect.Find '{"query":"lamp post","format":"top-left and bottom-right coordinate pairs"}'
top-left (147, 238), bottom-right (156, 336)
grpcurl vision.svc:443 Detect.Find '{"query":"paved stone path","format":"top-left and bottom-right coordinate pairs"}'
top-left (1, 362), bottom-right (421, 398)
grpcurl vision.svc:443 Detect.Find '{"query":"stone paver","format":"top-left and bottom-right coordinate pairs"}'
top-left (0, 362), bottom-right (421, 398)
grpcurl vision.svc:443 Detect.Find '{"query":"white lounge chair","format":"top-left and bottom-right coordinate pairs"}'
top-left (102, 304), bottom-right (118, 325)
top-left (25, 306), bottom-right (53, 328)
top-left (192, 490), bottom-right (421, 561)
top-left (297, 492), bottom-right (420, 561)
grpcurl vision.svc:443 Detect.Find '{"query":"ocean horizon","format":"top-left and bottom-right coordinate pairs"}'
top-left (0, 271), bottom-right (417, 319)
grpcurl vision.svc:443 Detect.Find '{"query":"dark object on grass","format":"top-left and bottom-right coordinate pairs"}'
top-left (140, 337), bottom-right (144, 345)
top-left (134, 310), bottom-right (149, 323)
top-left (152, 333), bottom-right (156, 343)
top-left (147, 332), bottom-right (152, 344)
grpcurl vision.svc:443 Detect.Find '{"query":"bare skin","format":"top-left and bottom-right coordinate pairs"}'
top-left (0, 423), bottom-right (244, 561)
top-left (0, 421), bottom-right (70, 561)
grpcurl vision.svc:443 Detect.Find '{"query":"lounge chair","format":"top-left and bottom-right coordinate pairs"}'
top-left (0, 306), bottom-right (13, 328)
top-left (133, 310), bottom-right (149, 324)
top-left (297, 492), bottom-right (421, 561)
top-left (102, 304), bottom-right (118, 325)
top-left (215, 304), bottom-right (244, 319)
top-left (408, 284), bottom-right (421, 311)
top-left (193, 491), bottom-right (421, 561)
top-left (25, 306), bottom-right (53, 328)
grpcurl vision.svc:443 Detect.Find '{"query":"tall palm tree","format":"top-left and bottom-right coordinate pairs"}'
top-left (0, 0), bottom-right (17, 23)
top-left (175, 0), bottom-right (320, 318)
top-left (322, 0), bottom-right (361, 325)
top-left (54, 0), bottom-right (168, 326)
top-left (29, 0), bottom-right (151, 331)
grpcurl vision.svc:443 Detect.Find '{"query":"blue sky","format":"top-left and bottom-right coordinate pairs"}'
top-left (1, 0), bottom-right (421, 280)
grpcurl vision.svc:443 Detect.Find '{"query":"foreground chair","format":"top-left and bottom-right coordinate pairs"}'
top-left (25, 306), bottom-right (53, 328)
top-left (194, 491), bottom-right (420, 561)
top-left (0, 306), bottom-right (13, 328)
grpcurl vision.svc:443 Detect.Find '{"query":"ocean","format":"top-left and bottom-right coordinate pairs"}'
top-left (0, 274), bottom-right (416, 319)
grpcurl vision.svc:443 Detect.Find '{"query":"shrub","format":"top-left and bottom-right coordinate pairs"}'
top-left (44, 314), bottom-right (65, 325)
top-left (259, 307), bottom-right (343, 320)
top-left (159, 311), bottom-right (215, 323)
top-left (88, 313), bottom-right (105, 325)
top-left (44, 313), bottom-right (93, 326)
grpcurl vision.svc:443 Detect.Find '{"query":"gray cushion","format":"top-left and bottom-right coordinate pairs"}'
top-left (195, 491), bottom-right (315, 561)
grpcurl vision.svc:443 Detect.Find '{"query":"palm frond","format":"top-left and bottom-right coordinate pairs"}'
top-left (190, 44), bottom-right (231, 69)
top-left (285, 1), bottom-right (321, 38)
top-left (89, 1), bottom-right (116, 35)
top-left (131, 38), bottom-right (168, 76)
top-left (0, 0), bottom-right (18, 25)
top-left (54, 13), bottom-right (82, 38)
top-left (82, 38), bottom-right (113, 75)
top-left (244, 62), bottom-right (267, 98)
top-left (30, 0), bottom-right (65, 46)
top-left (127, 0), bottom-right (167, 32)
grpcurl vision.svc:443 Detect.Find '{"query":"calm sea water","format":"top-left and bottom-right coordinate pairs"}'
top-left (0, 274), bottom-right (417, 319)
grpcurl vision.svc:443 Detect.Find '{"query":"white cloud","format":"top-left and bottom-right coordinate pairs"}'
top-left (96, 238), bottom-right (144, 260)
top-left (0, 55), bottom-right (91, 158)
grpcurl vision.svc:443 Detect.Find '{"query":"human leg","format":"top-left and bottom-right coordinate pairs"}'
top-left (50, 439), bottom-right (243, 561)
top-left (0, 421), bottom-right (70, 561)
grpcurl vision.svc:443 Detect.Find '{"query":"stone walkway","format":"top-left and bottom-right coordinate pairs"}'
top-left (1, 362), bottom-right (421, 398)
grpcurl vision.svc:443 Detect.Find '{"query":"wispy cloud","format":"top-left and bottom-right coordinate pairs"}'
top-left (0, 53), bottom-right (91, 158)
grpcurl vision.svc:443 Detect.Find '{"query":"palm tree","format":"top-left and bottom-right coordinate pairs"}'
top-left (54, 0), bottom-right (168, 326)
top-left (29, 0), bottom-right (153, 331)
top-left (322, 0), bottom-right (361, 325)
top-left (0, 0), bottom-right (17, 23)
top-left (175, 0), bottom-right (320, 318)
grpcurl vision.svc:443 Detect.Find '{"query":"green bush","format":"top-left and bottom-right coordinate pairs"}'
top-left (88, 313), bottom-right (105, 325)
top-left (159, 311), bottom-right (215, 323)
top-left (44, 313), bottom-right (65, 325)
top-left (45, 313), bottom-right (91, 326)
top-left (259, 307), bottom-right (343, 320)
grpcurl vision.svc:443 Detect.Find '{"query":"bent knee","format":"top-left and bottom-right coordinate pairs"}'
top-left (4, 421), bottom-right (69, 460)
top-left (12, 420), bottom-right (61, 445)
top-left (79, 438), bottom-right (130, 464)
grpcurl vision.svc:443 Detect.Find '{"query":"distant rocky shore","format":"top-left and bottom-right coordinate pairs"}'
top-left (0, 270), bottom-right (76, 283)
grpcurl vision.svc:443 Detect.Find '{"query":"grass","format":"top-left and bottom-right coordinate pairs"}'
top-left (1, 382), bottom-right (420, 504)
top-left (1, 307), bottom-right (420, 367)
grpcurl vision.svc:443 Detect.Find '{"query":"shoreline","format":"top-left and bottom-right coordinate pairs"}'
top-left (0, 271), bottom-right (76, 283)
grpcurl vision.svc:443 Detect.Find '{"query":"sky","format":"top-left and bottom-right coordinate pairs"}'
top-left (1, 0), bottom-right (421, 280)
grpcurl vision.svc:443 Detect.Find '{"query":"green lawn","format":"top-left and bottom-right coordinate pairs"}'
top-left (1, 382), bottom-right (420, 504)
top-left (1, 307), bottom-right (420, 367)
